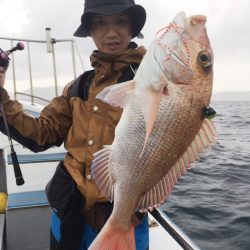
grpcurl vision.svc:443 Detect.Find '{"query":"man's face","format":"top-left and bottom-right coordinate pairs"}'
top-left (90, 14), bottom-right (132, 55)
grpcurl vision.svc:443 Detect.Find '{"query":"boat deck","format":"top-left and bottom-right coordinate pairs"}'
top-left (4, 190), bottom-right (185, 250)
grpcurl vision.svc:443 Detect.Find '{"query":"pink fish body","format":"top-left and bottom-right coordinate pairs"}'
top-left (89, 11), bottom-right (217, 250)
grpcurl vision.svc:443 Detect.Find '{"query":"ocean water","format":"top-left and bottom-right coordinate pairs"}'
top-left (163, 101), bottom-right (250, 250)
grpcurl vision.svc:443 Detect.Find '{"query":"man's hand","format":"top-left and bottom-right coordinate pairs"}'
top-left (0, 67), bottom-right (6, 87)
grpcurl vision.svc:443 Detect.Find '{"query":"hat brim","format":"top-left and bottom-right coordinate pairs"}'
top-left (73, 5), bottom-right (146, 38)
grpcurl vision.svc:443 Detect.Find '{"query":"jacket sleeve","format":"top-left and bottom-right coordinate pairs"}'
top-left (0, 87), bottom-right (72, 152)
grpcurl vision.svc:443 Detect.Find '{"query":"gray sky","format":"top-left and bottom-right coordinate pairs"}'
top-left (0, 0), bottom-right (250, 94)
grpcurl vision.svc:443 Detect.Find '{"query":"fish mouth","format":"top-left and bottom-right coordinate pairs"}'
top-left (190, 15), bottom-right (207, 25)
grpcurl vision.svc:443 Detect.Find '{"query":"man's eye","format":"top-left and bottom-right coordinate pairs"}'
top-left (93, 19), bottom-right (104, 26)
top-left (96, 21), bottom-right (102, 25)
top-left (117, 19), bottom-right (127, 25)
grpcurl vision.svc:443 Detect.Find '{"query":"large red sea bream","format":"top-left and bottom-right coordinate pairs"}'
top-left (89, 11), bottom-right (217, 250)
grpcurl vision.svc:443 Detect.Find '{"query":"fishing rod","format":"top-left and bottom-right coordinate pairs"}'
top-left (0, 42), bottom-right (25, 186)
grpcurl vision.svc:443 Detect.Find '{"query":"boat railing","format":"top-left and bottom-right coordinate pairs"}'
top-left (0, 29), bottom-right (84, 104)
top-left (0, 150), bottom-right (7, 194)
top-left (15, 92), bottom-right (50, 104)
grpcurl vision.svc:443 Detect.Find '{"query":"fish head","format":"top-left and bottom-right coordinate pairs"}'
top-left (154, 11), bottom-right (214, 105)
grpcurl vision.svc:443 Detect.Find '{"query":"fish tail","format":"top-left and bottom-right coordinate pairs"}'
top-left (88, 220), bottom-right (135, 250)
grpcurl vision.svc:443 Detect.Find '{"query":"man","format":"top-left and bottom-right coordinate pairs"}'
top-left (0, 0), bottom-right (148, 249)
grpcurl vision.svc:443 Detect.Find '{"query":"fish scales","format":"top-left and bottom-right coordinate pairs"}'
top-left (111, 93), bottom-right (203, 200)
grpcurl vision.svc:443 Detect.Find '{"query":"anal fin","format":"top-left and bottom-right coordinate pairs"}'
top-left (137, 119), bottom-right (217, 211)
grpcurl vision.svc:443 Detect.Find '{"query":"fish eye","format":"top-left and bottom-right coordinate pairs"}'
top-left (198, 50), bottom-right (213, 68)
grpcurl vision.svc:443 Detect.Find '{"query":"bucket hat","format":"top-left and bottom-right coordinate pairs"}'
top-left (74, 0), bottom-right (146, 38)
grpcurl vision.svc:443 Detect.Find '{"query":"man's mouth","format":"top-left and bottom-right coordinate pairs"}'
top-left (105, 42), bottom-right (120, 50)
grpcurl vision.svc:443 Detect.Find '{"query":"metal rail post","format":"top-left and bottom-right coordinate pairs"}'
top-left (10, 40), bottom-right (17, 101)
top-left (45, 28), bottom-right (58, 97)
top-left (27, 41), bottom-right (34, 105)
top-left (0, 149), bottom-right (7, 193)
top-left (71, 41), bottom-right (77, 79)
top-left (51, 41), bottom-right (58, 97)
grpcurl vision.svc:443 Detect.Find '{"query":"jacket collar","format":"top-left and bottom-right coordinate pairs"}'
top-left (90, 42), bottom-right (146, 76)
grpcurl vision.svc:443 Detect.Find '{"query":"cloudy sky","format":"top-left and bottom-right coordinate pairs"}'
top-left (0, 0), bottom-right (250, 94)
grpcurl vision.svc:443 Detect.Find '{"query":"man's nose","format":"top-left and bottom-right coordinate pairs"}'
top-left (105, 24), bottom-right (118, 37)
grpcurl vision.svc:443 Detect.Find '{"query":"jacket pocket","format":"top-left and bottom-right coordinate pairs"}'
top-left (45, 161), bottom-right (79, 219)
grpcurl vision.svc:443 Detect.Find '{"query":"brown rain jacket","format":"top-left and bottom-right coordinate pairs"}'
top-left (0, 44), bottom-right (146, 229)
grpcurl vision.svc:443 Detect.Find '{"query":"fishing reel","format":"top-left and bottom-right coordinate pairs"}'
top-left (0, 42), bottom-right (24, 70)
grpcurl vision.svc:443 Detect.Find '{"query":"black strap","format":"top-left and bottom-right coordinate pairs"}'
top-left (117, 63), bottom-right (138, 83)
top-left (68, 70), bottom-right (95, 101)
top-left (69, 64), bottom-right (138, 101)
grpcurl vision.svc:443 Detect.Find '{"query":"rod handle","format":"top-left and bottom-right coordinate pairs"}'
top-left (11, 151), bottom-right (25, 186)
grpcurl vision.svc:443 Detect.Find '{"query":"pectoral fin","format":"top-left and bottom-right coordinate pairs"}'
top-left (96, 80), bottom-right (136, 108)
top-left (139, 80), bottom-right (168, 156)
